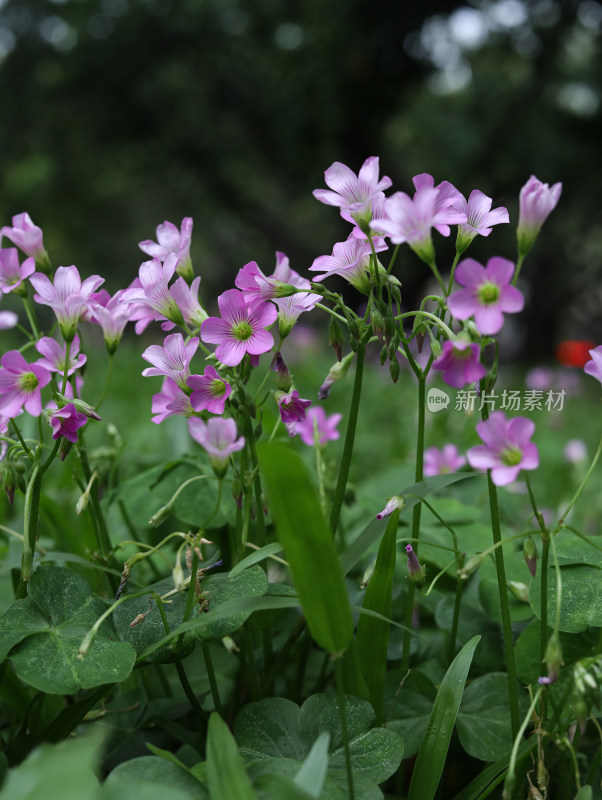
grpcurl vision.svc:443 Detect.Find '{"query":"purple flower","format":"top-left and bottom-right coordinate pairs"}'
top-left (87, 289), bottom-right (133, 353)
top-left (275, 390), bottom-right (312, 424)
top-left (151, 377), bottom-right (194, 424)
top-left (447, 257), bottom-right (524, 335)
top-left (517, 175), bottom-right (562, 256)
top-left (142, 333), bottom-right (199, 390)
top-left (124, 256), bottom-right (184, 326)
top-left (187, 365), bottom-right (232, 415)
top-left (424, 444), bottom-right (467, 476)
top-left (188, 417), bottom-right (245, 477)
top-left (139, 217), bottom-right (194, 278)
top-left (310, 236), bottom-right (376, 294)
top-left (35, 335), bottom-right (86, 376)
top-left (432, 340), bottom-right (487, 389)
top-left (452, 190), bottom-right (509, 252)
top-left (467, 411), bottom-right (539, 486)
top-left (201, 289), bottom-right (277, 367)
top-left (376, 495), bottom-right (405, 520)
top-left (313, 157), bottom-right (392, 226)
top-left (0, 248), bottom-right (35, 295)
top-left (290, 406), bottom-right (342, 446)
top-left (584, 345), bottom-right (602, 386)
top-left (29, 265), bottom-right (104, 342)
top-left (46, 403), bottom-right (88, 444)
top-left (371, 174), bottom-right (467, 263)
top-left (165, 276), bottom-right (208, 330)
top-left (0, 350), bottom-right (52, 418)
top-left (0, 213), bottom-right (48, 265)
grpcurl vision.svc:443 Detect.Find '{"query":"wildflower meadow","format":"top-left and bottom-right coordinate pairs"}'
top-left (0, 161), bottom-right (601, 800)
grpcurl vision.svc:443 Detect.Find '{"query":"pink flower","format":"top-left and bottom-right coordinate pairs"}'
top-left (291, 406), bottom-right (342, 446)
top-left (451, 190), bottom-right (509, 252)
top-left (310, 236), bottom-right (376, 294)
top-left (35, 335), bottom-right (86, 376)
top-left (142, 333), bottom-right (199, 389)
top-left (201, 289), bottom-right (277, 367)
top-left (151, 377), bottom-right (194, 424)
top-left (124, 256), bottom-right (183, 326)
top-left (0, 213), bottom-right (48, 265)
top-left (584, 345), bottom-right (602, 386)
top-left (432, 340), bottom-right (487, 388)
top-left (0, 350), bottom-right (51, 418)
top-left (187, 366), bottom-right (232, 415)
top-left (139, 217), bottom-right (194, 278)
top-left (46, 403), bottom-right (87, 444)
top-left (164, 276), bottom-right (208, 330)
top-left (563, 439), bottom-right (587, 464)
top-left (188, 417), bottom-right (245, 476)
top-left (424, 444), bottom-right (467, 476)
top-left (467, 411), bottom-right (539, 486)
top-left (87, 289), bottom-right (133, 353)
top-left (275, 390), bottom-right (312, 424)
top-left (0, 248), bottom-right (35, 295)
top-left (447, 257), bottom-right (524, 335)
top-left (517, 175), bottom-right (562, 255)
top-left (371, 174), bottom-right (467, 262)
top-left (405, 544), bottom-right (426, 588)
top-left (29, 265), bottom-right (104, 342)
top-left (0, 304), bottom-right (18, 330)
top-left (313, 157), bottom-right (392, 226)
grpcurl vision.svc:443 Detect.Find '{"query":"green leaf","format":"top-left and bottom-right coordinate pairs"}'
top-left (229, 543), bottom-right (284, 577)
top-left (456, 673), bottom-right (529, 761)
top-left (104, 756), bottom-right (207, 800)
top-left (0, 565), bottom-right (135, 694)
top-left (294, 731), bottom-right (330, 798)
top-left (206, 712), bottom-right (257, 800)
top-left (408, 635), bottom-right (480, 800)
top-left (384, 669), bottom-right (437, 759)
top-left (338, 638), bottom-right (370, 702)
top-left (573, 787), bottom-right (593, 800)
top-left (258, 443), bottom-right (353, 655)
top-left (356, 509), bottom-right (398, 723)
top-left (1, 729), bottom-right (103, 800)
top-left (113, 566), bottom-right (267, 663)
top-left (253, 773), bottom-right (316, 799)
top-left (529, 564), bottom-right (602, 633)
top-left (514, 619), bottom-right (597, 686)
top-left (235, 697), bottom-right (306, 760)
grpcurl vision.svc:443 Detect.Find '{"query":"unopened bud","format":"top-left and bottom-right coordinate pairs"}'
top-left (379, 344), bottom-right (388, 366)
top-left (371, 307), bottom-right (385, 341)
top-left (523, 536), bottom-right (537, 578)
top-left (376, 495), bottom-right (405, 520)
top-left (457, 552), bottom-right (485, 579)
top-left (405, 544), bottom-right (426, 589)
top-left (361, 562), bottom-right (376, 589)
top-left (55, 393), bottom-right (102, 421)
top-left (539, 632), bottom-right (563, 685)
top-left (389, 358), bottom-right (400, 384)
top-left (271, 351), bottom-right (292, 391)
top-left (2, 466), bottom-right (16, 504)
top-left (508, 580), bottom-right (530, 603)
top-left (318, 352), bottom-right (355, 400)
top-left (148, 502), bottom-right (173, 527)
top-left (329, 317), bottom-right (343, 362)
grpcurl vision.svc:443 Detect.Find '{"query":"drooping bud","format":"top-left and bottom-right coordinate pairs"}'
top-left (318, 352), bottom-right (355, 400)
top-left (271, 351), bottom-right (292, 392)
top-left (2, 465), bottom-right (16, 504)
top-left (539, 632), bottom-right (563, 685)
top-left (405, 544), bottom-right (426, 589)
top-left (523, 536), bottom-right (537, 578)
top-left (507, 580), bottom-right (530, 603)
top-left (389, 358), bottom-right (400, 384)
top-left (329, 317), bottom-right (343, 362)
top-left (376, 495), bottom-right (405, 520)
top-left (457, 552), bottom-right (485, 580)
top-left (361, 561), bottom-right (376, 589)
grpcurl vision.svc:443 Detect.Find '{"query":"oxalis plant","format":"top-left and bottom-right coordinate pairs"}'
top-left (0, 161), bottom-right (601, 800)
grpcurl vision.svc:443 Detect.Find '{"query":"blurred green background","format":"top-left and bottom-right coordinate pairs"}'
top-left (0, 0), bottom-right (601, 358)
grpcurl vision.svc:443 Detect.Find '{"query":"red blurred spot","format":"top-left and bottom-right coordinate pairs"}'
top-left (555, 340), bottom-right (595, 368)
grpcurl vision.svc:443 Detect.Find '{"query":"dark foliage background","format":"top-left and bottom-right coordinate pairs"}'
top-left (0, 0), bottom-right (600, 357)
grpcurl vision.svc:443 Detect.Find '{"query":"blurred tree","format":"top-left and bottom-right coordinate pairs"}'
top-left (0, 0), bottom-right (600, 356)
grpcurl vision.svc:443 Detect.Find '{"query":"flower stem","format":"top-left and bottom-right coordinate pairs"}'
top-left (202, 641), bottom-right (222, 714)
top-left (16, 450), bottom-right (43, 598)
top-left (95, 352), bottom-right (114, 411)
top-left (329, 340), bottom-right (366, 536)
top-left (401, 374), bottom-right (426, 673)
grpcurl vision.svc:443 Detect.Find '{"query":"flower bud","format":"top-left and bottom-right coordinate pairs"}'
top-left (389, 358), bottom-right (400, 384)
top-left (148, 502), bottom-right (173, 527)
top-left (523, 536), bottom-right (537, 578)
top-left (271, 351), bottom-right (292, 391)
top-left (318, 352), bottom-right (355, 400)
top-left (507, 580), bottom-right (530, 603)
top-left (457, 552), bottom-right (485, 579)
top-left (361, 562), bottom-right (376, 589)
top-left (376, 495), bottom-right (405, 520)
top-left (539, 631), bottom-right (563, 685)
top-left (2, 465), bottom-right (16, 504)
top-left (405, 544), bottom-right (426, 589)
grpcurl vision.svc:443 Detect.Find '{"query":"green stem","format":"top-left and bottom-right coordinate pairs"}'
top-left (201, 641), bottom-right (223, 714)
top-left (10, 418), bottom-right (32, 458)
top-left (401, 375), bottom-right (425, 673)
top-left (486, 469), bottom-right (520, 738)
top-left (95, 353), bottom-right (114, 411)
top-left (329, 340), bottom-right (366, 536)
top-left (23, 294), bottom-right (42, 340)
top-left (449, 574), bottom-right (464, 661)
top-left (503, 686), bottom-right (542, 800)
top-left (245, 417), bottom-right (266, 546)
top-left (395, 310), bottom-right (454, 340)
top-left (512, 252), bottom-right (525, 286)
top-left (524, 473), bottom-right (550, 668)
top-left (16, 452), bottom-right (43, 598)
top-left (60, 340), bottom-right (71, 395)
top-left (334, 657), bottom-right (355, 800)
top-left (446, 250), bottom-right (462, 296)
